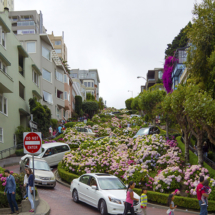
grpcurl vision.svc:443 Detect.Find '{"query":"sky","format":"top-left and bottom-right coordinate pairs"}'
top-left (15, 0), bottom-right (201, 109)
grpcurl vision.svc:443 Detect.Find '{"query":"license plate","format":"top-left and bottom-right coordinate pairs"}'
top-left (42, 182), bottom-right (47, 185)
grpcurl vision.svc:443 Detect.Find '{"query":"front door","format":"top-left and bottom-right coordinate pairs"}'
top-left (78, 175), bottom-right (91, 203)
top-left (88, 176), bottom-right (99, 206)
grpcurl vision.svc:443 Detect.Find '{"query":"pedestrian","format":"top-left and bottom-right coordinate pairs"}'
top-left (23, 168), bottom-right (29, 200)
top-left (3, 169), bottom-right (19, 214)
top-left (167, 194), bottom-right (177, 215)
top-left (123, 181), bottom-right (139, 215)
top-left (58, 124), bottom-right (62, 134)
top-left (140, 187), bottom-right (147, 215)
top-left (196, 176), bottom-right (208, 215)
top-left (26, 168), bottom-right (35, 213)
top-left (200, 179), bottom-right (210, 206)
top-left (52, 129), bottom-right (56, 137)
top-left (49, 126), bottom-right (53, 137)
top-left (203, 141), bottom-right (208, 157)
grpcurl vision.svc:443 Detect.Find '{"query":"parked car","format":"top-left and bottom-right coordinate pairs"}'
top-left (20, 156), bottom-right (56, 188)
top-left (70, 173), bottom-right (141, 215)
top-left (133, 126), bottom-right (160, 138)
top-left (76, 127), bottom-right (96, 137)
top-left (20, 142), bottom-right (70, 167)
top-left (130, 114), bottom-right (141, 118)
top-left (95, 134), bottom-right (117, 141)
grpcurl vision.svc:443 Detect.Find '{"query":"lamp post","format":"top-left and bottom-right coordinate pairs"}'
top-left (128, 90), bottom-right (133, 98)
top-left (137, 76), bottom-right (147, 91)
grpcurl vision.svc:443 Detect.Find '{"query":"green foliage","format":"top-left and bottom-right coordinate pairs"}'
top-left (15, 148), bottom-right (24, 156)
top-left (54, 133), bottom-right (64, 141)
top-left (82, 101), bottom-right (99, 117)
top-left (131, 96), bottom-right (140, 110)
top-left (50, 119), bottom-right (58, 129)
top-left (57, 162), bottom-right (79, 184)
top-left (125, 98), bottom-right (133, 110)
top-left (86, 92), bottom-right (95, 101)
top-left (64, 122), bottom-right (76, 128)
top-left (75, 96), bottom-right (82, 115)
top-left (86, 120), bottom-right (94, 127)
top-left (29, 97), bottom-right (51, 137)
top-left (149, 83), bottom-right (164, 91)
top-left (98, 97), bottom-right (105, 110)
top-left (15, 126), bottom-right (30, 145)
top-left (165, 22), bottom-right (191, 57)
top-left (133, 189), bottom-right (215, 212)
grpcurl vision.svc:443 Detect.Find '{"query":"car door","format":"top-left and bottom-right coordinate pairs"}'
top-left (78, 175), bottom-right (91, 203)
top-left (87, 176), bottom-right (99, 207)
top-left (55, 145), bottom-right (70, 165)
top-left (42, 147), bottom-right (58, 166)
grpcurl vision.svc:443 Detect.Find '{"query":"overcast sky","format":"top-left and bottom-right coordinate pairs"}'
top-left (16, 0), bottom-right (200, 109)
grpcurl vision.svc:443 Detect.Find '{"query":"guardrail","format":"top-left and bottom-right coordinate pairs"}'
top-left (0, 144), bottom-right (23, 159)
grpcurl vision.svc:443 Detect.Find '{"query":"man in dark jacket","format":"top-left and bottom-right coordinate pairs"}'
top-left (203, 141), bottom-right (209, 157)
top-left (4, 169), bottom-right (19, 214)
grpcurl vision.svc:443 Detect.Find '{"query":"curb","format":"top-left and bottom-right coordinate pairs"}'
top-left (54, 170), bottom-right (70, 188)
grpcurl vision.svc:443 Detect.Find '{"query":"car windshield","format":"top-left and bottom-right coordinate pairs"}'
top-left (29, 160), bottom-right (50, 171)
top-left (37, 148), bottom-right (45, 158)
top-left (136, 128), bottom-right (150, 136)
top-left (98, 178), bottom-right (126, 190)
top-left (88, 129), bottom-right (93, 133)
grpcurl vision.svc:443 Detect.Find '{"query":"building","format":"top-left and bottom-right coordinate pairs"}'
top-left (141, 85), bottom-right (146, 92)
top-left (0, 0), bottom-right (14, 12)
top-left (72, 78), bottom-right (86, 101)
top-left (70, 69), bottom-right (100, 101)
top-left (9, 10), bottom-right (73, 120)
top-left (48, 31), bottom-right (67, 61)
top-left (0, 8), bottom-right (42, 157)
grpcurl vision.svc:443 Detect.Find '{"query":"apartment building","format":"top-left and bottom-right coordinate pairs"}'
top-left (0, 0), bottom-right (14, 12)
top-left (70, 69), bottom-right (100, 101)
top-left (0, 8), bottom-right (42, 157)
top-left (48, 31), bottom-right (67, 61)
top-left (9, 10), bottom-right (72, 120)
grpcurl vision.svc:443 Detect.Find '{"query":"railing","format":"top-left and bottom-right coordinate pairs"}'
top-left (0, 69), bottom-right (13, 81)
top-left (0, 144), bottom-right (23, 159)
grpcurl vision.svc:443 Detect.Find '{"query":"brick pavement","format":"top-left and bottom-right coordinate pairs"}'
top-left (6, 165), bottom-right (198, 215)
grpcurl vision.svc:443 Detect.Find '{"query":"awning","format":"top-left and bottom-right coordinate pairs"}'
top-left (0, 82), bottom-right (12, 93)
top-left (0, 52), bottom-right (11, 66)
top-left (0, 17), bottom-right (10, 33)
top-left (32, 64), bottom-right (42, 76)
top-left (32, 90), bottom-right (42, 99)
top-left (19, 108), bottom-right (30, 116)
top-left (17, 45), bottom-right (28, 58)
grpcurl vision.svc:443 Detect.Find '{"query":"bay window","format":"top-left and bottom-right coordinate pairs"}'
top-left (42, 68), bottom-right (51, 82)
top-left (56, 70), bottom-right (63, 82)
top-left (43, 91), bottom-right (53, 104)
top-left (0, 95), bottom-right (7, 115)
top-left (32, 70), bottom-right (39, 86)
top-left (42, 46), bottom-right (51, 60)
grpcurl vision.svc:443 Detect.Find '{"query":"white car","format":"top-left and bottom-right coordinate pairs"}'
top-left (70, 173), bottom-right (141, 215)
top-left (76, 127), bottom-right (96, 137)
top-left (130, 114), bottom-right (141, 118)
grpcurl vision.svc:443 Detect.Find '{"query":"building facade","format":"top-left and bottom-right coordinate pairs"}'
top-left (48, 31), bottom-right (67, 61)
top-left (70, 69), bottom-right (100, 101)
top-left (0, 8), bottom-right (42, 157)
top-left (0, 0), bottom-right (14, 12)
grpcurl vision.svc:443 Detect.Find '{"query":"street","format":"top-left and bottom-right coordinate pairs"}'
top-left (7, 165), bottom-right (197, 215)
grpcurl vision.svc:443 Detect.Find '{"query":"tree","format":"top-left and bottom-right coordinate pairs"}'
top-left (75, 96), bottom-right (82, 115)
top-left (82, 101), bottom-right (99, 117)
top-left (86, 92), bottom-right (95, 101)
top-left (29, 98), bottom-right (51, 137)
top-left (131, 96), bottom-right (140, 111)
top-left (125, 98), bottom-right (133, 110)
top-left (60, 58), bottom-right (70, 73)
top-left (98, 97), bottom-right (105, 110)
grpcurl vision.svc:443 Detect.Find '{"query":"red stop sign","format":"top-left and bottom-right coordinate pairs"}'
top-left (24, 132), bottom-right (42, 154)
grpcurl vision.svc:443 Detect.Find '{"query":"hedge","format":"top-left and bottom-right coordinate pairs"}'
top-left (54, 134), bottom-right (64, 141)
top-left (133, 188), bottom-right (215, 212)
top-left (64, 122), bottom-right (76, 128)
top-left (57, 162), bottom-right (79, 184)
top-left (176, 136), bottom-right (215, 178)
top-left (15, 149), bottom-right (24, 156)
top-left (0, 191), bottom-right (9, 208)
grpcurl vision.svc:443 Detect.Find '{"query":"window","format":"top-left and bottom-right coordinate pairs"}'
top-left (32, 70), bottom-right (39, 86)
top-left (57, 89), bottom-right (63, 100)
top-left (0, 61), bottom-right (7, 74)
top-left (0, 95), bottom-right (7, 115)
top-left (88, 82), bottom-right (91, 87)
top-left (80, 175), bottom-right (90, 185)
top-left (27, 42), bottom-right (36, 53)
top-left (17, 21), bottom-right (35, 26)
top-left (71, 73), bottom-right (77, 78)
top-left (43, 91), bottom-right (53, 104)
top-left (55, 41), bottom-right (61, 45)
top-left (56, 70), bottom-right (63, 82)
top-left (42, 46), bottom-right (51, 60)
top-left (158, 71), bottom-right (163, 79)
top-left (21, 15), bottom-right (33, 20)
top-left (19, 82), bottom-right (25, 100)
top-left (64, 92), bottom-right (68, 100)
top-left (0, 127), bottom-right (3, 143)
top-left (17, 29), bottom-right (35, 34)
top-left (91, 92), bottom-right (94, 96)
top-left (72, 102), bottom-right (75, 110)
top-left (84, 82), bottom-right (87, 87)
top-left (68, 93), bottom-right (70, 102)
top-left (64, 74), bottom-right (69, 84)
top-left (19, 54), bottom-right (24, 76)
top-left (91, 73), bottom-right (95, 78)
top-left (56, 106), bottom-right (60, 118)
top-left (0, 27), bottom-right (6, 48)
top-left (10, 16), bottom-right (18, 21)
top-left (42, 68), bottom-right (51, 82)
top-left (92, 82), bottom-right (94, 87)
top-left (55, 49), bottom-right (61, 53)
top-left (79, 74), bottom-right (85, 79)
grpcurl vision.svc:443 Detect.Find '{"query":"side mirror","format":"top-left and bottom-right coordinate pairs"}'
top-left (91, 185), bottom-right (98, 190)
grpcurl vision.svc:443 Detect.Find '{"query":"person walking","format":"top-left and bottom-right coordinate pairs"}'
top-left (167, 194), bottom-right (177, 215)
top-left (203, 142), bottom-right (208, 157)
top-left (140, 187), bottom-right (147, 215)
top-left (58, 124), bottom-right (62, 134)
top-left (196, 176), bottom-right (208, 215)
top-left (23, 168), bottom-right (29, 199)
top-left (123, 181), bottom-right (139, 215)
top-left (4, 169), bottom-right (19, 214)
top-left (26, 168), bottom-right (35, 213)
top-left (49, 126), bottom-right (53, 137)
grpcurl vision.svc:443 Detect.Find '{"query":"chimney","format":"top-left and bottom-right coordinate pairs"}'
top-left (4, 0), bottom-right (9, 12)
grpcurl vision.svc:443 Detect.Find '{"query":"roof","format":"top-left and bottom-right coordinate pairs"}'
top-left (41, 142), bottom-right (67, 149)
top-left (28, 157), bottom-right (46, 162)
top-left (40, 34), bottom-right (54, 48)
top-left (81, 173), bottom-right (117, 178)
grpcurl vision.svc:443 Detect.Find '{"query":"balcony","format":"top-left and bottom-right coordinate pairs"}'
top-left (0, 69), bottom-right (13, 93)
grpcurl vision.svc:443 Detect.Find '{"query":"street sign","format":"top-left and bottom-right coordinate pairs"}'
top-left (23, 132), bottom-right (42, 154)
top-left (29, 120), bottom-right (38, 131)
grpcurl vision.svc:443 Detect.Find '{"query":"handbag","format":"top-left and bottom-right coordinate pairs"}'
top-left (166, 209), bottom-right (174, 214)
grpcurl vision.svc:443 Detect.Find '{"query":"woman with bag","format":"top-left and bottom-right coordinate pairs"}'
top-left (26, 168), bottom-right (35, 213)
top-left (123, 181), bottom-right (139, 215)
top-left (23, 168), bottom-right (29, 200)
top-left (167, 194), bottom-right (177, 215)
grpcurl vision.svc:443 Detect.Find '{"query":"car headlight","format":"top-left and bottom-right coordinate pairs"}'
top-left (51, 176), bottom-right (55, 180)
top-left (35, 175), bottom-right (40, 179)
top-left (108, 196), bottom-right (122, 204)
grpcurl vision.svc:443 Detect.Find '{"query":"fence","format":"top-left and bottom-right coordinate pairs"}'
top-left (0, 143), bottom-right (23, 160)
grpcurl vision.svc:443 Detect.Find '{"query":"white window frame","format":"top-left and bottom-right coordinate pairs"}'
top-left (56, 70), bottom-right (63, 83)
top-left (26, 41), bottom-right (36, 53)
top-left (56, 106), bottom-right (60, 118)
top-left (68, 93), bottom-right (70, 102)
top-left (0, 26), bottom-right (6, 49)
top-left (0, 127), bottom-right (3, 143)
top-left (17, 29), bottom-right (35, 35)
top-left (32, 70), bottom-right (39, 86)
top-left (43, 91), bottom-right (53, 104)
top-left (42, 46), bottom-right (51, 61)
top-left (42, 68), bottom-right (52, 83)
top-left (64, 91), bottom-right (68, 101)
top-left (0, 60), bottom-right (7, 74)
top-left (0, 94), bottom-right (8, 116)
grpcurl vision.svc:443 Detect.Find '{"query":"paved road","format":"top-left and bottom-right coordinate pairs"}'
top-left (7, 165), bottom-right (197, 215)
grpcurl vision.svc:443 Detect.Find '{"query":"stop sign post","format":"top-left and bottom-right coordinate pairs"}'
top-left (23, 132), bottom-right (42, 154)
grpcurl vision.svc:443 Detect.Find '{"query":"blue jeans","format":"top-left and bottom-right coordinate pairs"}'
top-left (7, 192), bottom-right (18, 213)
top-left (199, 200), bottom-right (208, 215)
top-left (24, 186), bottom-right (28, 199)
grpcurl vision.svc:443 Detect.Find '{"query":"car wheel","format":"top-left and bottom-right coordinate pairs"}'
top-left (99, 199), bottom-right (108, 215)
top-left (72, 189), bottom-right (79, 203)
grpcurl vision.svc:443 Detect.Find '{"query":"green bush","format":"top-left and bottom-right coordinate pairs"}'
top-left (50, 119), bottom-right (58, 129)
top-left (57, 162), bottom-right (79, 184)
top-left (15, 149), bottom-right (24, 156)
top-left (0, 191), bottom-right (10, 208)
top-left (86, 120), bottom-right (94, 127)
top-left (176, 136), bottom-right (215, 178)
top-left (158, 127), bottom-right (166, 135)
top-left (65, 122), bottom-right (76, 128)
top-left (54, 134), bottom-right (64, 141)
top-left (133, 188), bottom-right (215, 212)
top-left (75, 96), bottom-right (82, 115)
top-left (15, 126), bottom-right (31, 145)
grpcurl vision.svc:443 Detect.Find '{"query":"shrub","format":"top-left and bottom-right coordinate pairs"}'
top-left (54, 134), bottom-right (64, 141)
top-left (75, 96), bottom-right (82, 115)
top-left (65, 122), bottom-right (76, 128)
top-left (15, 126), bottom-right (30, 145)
top-left (86, 120), bottom-right (94, 127)
top-left (50, 118), bottom-right (58, 129)
top-left (15, 149), bottom-right (24, 156)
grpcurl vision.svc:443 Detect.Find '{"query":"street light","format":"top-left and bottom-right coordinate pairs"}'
top-left (137, 76), bottom-right (146, 81)
top-left (128, 90), bottom-right (133, 98)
